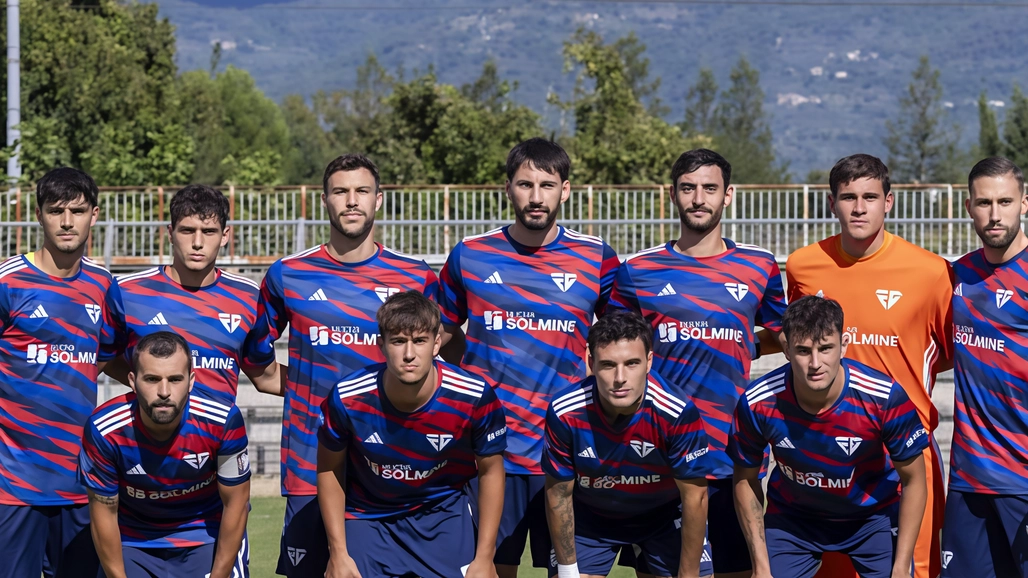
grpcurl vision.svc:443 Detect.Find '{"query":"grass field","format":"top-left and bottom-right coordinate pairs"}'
top-left (248, 497), bottom-right (634, 577)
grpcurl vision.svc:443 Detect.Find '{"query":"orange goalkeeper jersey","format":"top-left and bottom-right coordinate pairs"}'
top-left (785, 232), bottom-right (954, 431)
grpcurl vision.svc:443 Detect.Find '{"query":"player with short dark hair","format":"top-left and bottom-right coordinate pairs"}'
top-left (439, 138), bottom-right (620, 577)
top-left (244, 153), bottom-right (442, 577)
top-left (942, 157), bottom-right (1028, 578)
top-left (79, 331), bottom-right (250, 578)
top-left (317, 291), bottom-right (506, 578)
top-left (609, 148), bottom-right (786, 578)
top-left (544, 310), bottom-right (712, 578)
top-left (730, 296), bottom-right (928, 578)
top-left (0, 167), bottom-right (125, 578)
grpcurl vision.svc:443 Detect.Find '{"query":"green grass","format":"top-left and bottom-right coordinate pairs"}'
top-left (248, 497), bottom-right (634, 577)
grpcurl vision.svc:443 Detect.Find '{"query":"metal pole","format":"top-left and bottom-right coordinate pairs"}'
top-left (6, 0), bottom-right (20, 184)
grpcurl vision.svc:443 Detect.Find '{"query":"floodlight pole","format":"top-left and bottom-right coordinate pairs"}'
top-left (7, 0), bottom-right (20, 186)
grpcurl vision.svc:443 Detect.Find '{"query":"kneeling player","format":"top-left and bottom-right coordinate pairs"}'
top-left (317, 290), bottom-right (507, 578)
top-left (79, 331), bottom-right (251, 578)
top-left (730, 296), bottom-right (928, 578)
top-left (544, 310), bottom-right (713, 578)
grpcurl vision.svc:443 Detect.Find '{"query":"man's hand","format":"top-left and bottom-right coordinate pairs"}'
top-left (463, 556), bottom-right (498, 578)
top-left (324, 553), bottom-right (362, 578)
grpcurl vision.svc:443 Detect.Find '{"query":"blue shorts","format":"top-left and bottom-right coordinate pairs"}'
top-left (562, 505), bottom-right (714, 577)
top-left (346, 492), bottom-right (475, 578)
top-left (766, 511), bottom-right (895, 578)
top-left (276, 495), bottom-right (328, 577)
top-left (468, 473), bottom-right (551, 568)
top-left (113, 535), bottom-right (248, 578)
top-left (941, 490), bottom-right (1028, 578)
top-left (0, 503), bottom-right (99, 578)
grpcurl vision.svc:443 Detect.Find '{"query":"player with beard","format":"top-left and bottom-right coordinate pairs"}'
top-left (786, 154), bottom-right (952, 578)
top-left (243, 154), bottom-right (441, 577)
top-left (80, 331), bottom-right (250, 578)
top-left (0, 167), bottom-right (125, 578)
top-left (439, 138), bottom-right (620, 577)
top-left (608, 148), bottom-right (786, 578)
top-left (943, 157), bottom-right (1028, 578)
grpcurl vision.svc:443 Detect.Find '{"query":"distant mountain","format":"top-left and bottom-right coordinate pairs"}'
top-left (158, 0), bottom-right (1028, 179)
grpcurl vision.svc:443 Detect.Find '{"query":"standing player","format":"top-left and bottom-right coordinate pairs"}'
top-left (943, 157), bottom-right (1028, 578)
top-left (243, 154), bottom-right (441, 577)
top-left (609, 148), bottom-right (786, 578)
top-left (730, 296), bottom-right (928, 578)
top-left (544, 310), bottom-right (712, 578)
top-left (0, 167), bottom-right (125, 578)
top-left (109, 184), bottom-right (283, 401)
top-left (785, 154), bottom-right (952, 578)
top-left (79, 331), bottom-right (250, 578)
top-left (317, 291), bottom-right (506, 578)
top-left (439, 138), bottom-right (620, 577)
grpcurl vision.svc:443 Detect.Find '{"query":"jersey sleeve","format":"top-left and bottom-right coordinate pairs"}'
top-left (438, 244), bottom-right (468, 326)
top-left (542, 404), bottom-right (575, 481)
top-left (421, 265), bottom-right (441, 304)
top-left (666, 401), bottom-right (713, 480)
top-left (318, 388), bottom-right (353, 452)
top-left (757, 261), bottom-right (787, 332)
top-left (470, 384), bottom-right (507, 456)
top-left (604, 261), bottom-right (640, 315)
top-left (929, 262), bottom-right (955, 373)
top-left (880, 383), bottom-right (930, 463)
top-left (242, 262), bottom-right (287, 367)
top-left (596, 242), bottom-right (621, 313)
top-left (784, 256), bottom-right (805, 304)
top-left (727, 396), bottom-right (767, 469)
top-left (216, 406), bottom-right (251, 486)
top-left (99, 278), bottom-right (128, 362)
top-left (0, 281), bottom-right (11, 333)
top-left (77, 420), bottom-right (120, 497)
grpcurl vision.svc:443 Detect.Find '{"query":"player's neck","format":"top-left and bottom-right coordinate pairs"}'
top-left (326, 228), bottom-right (378, 264)
top-left (508, 220), bottom-right (560, 247)
top-left (33, 243), bottom-right (84, 278)
top-left (597, 395), bottom-right (642, 424)
top-left (166, 262), bottom-right (218, 288)
top-left (793, 369), bottom-right (846, 415)
top-left (674, 225), bottom-right (726, 258)
top-left (383, 365), bottom-right (439, 413)
top-left (839, 228), bottom-right (886, 260)
top-left (983, 232), bottom-right (1028, 265)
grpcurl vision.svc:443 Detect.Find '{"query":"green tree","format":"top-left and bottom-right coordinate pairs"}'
top-left (281, 95), bottom-right (337, 184)
top-left (978, 91), bottom-right (1003, 157)
top-left (711, 56), bottom-right (789, 183)
top-left (884, 55), bottom-right (958, 183)
top-left (1003, 85), bottom-right (1028, 170)
top-left (684, 68), bottom-right (718, 137)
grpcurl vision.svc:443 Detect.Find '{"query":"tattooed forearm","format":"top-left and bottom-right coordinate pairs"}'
top-left (544, 477), bottom-right (577, 565)
top-left (90, 493), bottom-right (119, 508)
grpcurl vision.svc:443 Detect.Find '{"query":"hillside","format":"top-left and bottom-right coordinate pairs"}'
top-left (157, 0), bottom-right (1028, 178)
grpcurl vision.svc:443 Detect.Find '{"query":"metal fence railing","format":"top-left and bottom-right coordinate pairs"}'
top-left (0, 183), bottom-right (979, 270)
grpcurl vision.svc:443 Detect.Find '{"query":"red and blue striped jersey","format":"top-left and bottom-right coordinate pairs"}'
top-left (439, 226), bottom-right (619, 475)
top-left (0, 254), bottom-right (126, 506)
top-left (244, 244), bottom-right (439, 496)
top-left (117, 267), bottom-right (260, 404)
top-left (543, 371), bottom-right (711, 519)
top-left (78, 392), bottom-right (250, 548)
top-left (950, 248), bottom-right (1028, 494)
top-left (729, 359), bottom-right (929, 520)
top-left (318, 361), bottom-right (507, 520)
top-left (608, 240), bottom-right (786, 480)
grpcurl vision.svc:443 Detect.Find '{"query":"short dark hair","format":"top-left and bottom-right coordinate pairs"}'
top-left (169, 184), bottom-right (230, 229)
top-left (968, 156), bottom-right (1025, 195)
top-left (829, 154), bottom-right (891, 197)
top-left (323, 154), bottom-right (380, 194)
top-left (36, 167), bottom-right (99, 208)
top-left (781, 296), bottom-right (845, 345)
top-left (505, 138), bottom-right (571, 182)
top-left (670, 148), bottom-right (732, 189)
top-left (587, 310), bottom-right (653, 357)
top-left (132, 331), bottom-right (191, 371)
top-left (376, 291), bottom-right (440, 338)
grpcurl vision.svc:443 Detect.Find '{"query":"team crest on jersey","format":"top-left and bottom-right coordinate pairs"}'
top-left (630, 440), bottom-right (655, 458)
top-left (426, 433), bottom-right (454, 451)
top-left (996, 289), bottom-right (1014, 309)
top-left (875, 289), bottom-right (902, 310)
top-left (941, 551), bottom-right (953, 569)
top-left (375, 287), bottom-right (400, 302)
top-left (287, 547), bottom-right (306, 566)
top-left (184, 452), bottom-right (210, 469)
top-left (84, 303), bottom-right (102, 324)
top-left (551, 272), bottom-right (577, 292)
top-left (835, 437), bottom-right (862, 456)
top-left (218, 313), bottom-right (242, 333)
top-left (724, 283), bottom-right (749, 301)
